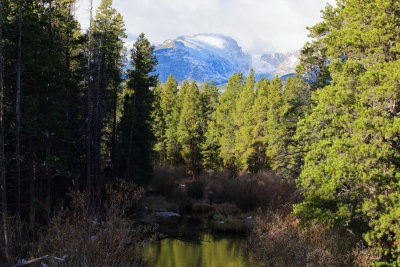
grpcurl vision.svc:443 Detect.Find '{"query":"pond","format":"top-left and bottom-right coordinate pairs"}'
top-left (141, 213), bottom-right (258, 267)
top-left (143, 233), bottom-right (255, 267)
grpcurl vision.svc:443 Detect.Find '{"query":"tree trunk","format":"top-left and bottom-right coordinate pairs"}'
top-left (86, 0), bottom-right (93, 191)
top-left (16, 0), bottom-right (22, 218)
top-left (45, 131), bottom-right (50, 219)
top-left (0, 0), bottom-right (10, 261)
top-left (111, 87), bottom-right (117, 179)
top-left (125, 95), bottom-right (136, 180)
top-left (28, 135), bottom-right (36, 230)
top-left (63, 1), bottom-right (71, 124)
top-left (94, 53), bottom-right (102, 191)
top-left (93, 22), bottom-right (106, 191)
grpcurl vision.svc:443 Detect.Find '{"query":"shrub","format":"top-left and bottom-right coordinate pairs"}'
top-left (249, 212), bottom-right (357, 266)
top-left (228, 174), bottom-right (261, 211)
top-left (212, 203), bottom-right (241, 217)
top-left (207, 171), bottom-right (299, 212)
top-left (151, 165), bottom-right (180, 197)
top-left (35, 180), bottom-right (156, 266)
top-left (186, 173), bottom-right (211, 199)
top-left (205, 174), bottom-right (232, 204)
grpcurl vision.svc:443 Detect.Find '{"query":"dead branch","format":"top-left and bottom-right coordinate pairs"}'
top-left (10, 255), bottom-right (68, 266)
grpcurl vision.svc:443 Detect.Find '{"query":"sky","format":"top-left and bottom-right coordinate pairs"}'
top-left (75, 0), bottom-right (335, 54)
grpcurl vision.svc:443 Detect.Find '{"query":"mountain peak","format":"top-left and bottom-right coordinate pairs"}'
top-left (153, 33), bottom-right (299, 84)
top-left (172, 33), bottom-right (241, 52)
top-left (156, 39), bottom-right (177, 50)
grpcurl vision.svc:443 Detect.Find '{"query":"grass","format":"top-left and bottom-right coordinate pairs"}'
top-left (248, 211), bottom-right (369, 266)
top-left (5, 180), bottom-right (157, 266)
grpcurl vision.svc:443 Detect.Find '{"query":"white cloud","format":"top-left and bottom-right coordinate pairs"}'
top-left (75, 0), bottom-right (336, 53)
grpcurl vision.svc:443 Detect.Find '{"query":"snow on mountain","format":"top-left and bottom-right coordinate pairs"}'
top-left (251, 52), bottom-right (290, 80)
top-left (154, 33), bottom-right (250, 85)
top-left (153, 33), bottom-right (299, 84)
top-left (251, 53), bottom-right (288, 74)
top-left (251, 54), bottom-right (276, 74)
top-left (274, 51), bottom-right (300, 78)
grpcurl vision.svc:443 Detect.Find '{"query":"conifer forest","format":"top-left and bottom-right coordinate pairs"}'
top-left (1, 0), bottom-right (400, 265)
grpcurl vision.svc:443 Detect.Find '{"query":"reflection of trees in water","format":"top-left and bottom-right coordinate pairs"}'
top-left (143, 233), bottom-right (251, 267)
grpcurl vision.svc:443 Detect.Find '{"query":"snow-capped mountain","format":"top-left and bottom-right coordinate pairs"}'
top-left (274, 51), bottom-right (301, 78)
top-left (154, 33), bottom-right (250, 85)
top-left (153, 33), bottom-right (299, 84)
top-left (251, 53), bottom-right (287, 74)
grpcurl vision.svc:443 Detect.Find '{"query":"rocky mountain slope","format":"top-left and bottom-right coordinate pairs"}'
top-left (153, 34), bottom-right (299, 84)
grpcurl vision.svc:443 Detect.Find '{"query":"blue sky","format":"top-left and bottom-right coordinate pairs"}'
top-left (76, 0), bottom-right (335, 53)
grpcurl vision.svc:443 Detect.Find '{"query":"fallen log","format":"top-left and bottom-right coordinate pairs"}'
top-left (10, 255), bottom-right (68, 266)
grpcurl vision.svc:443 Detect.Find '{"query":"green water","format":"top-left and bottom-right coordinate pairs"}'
top-left (143, 233), bottom-right (254, 267)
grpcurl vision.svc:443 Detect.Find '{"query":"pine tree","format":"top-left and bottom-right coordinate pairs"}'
top-left (215, 73), bottom-right (244, 171)
top-left (294, 1), bottom-right (400, 262)
top-left (176, 80), bottom-right (189, 110)
top-left (15, 0), bottom-right (22, 219)
top-left (248, 78), bottom-right (270, 173)
top-left (199, 81), bottom-right (219, 123)
top-left (264, 77), bottom-right (284, 169)
top-left (151, 81), bottom-right (165, 162)
top-left (120, 33), bottom-right (157, 184)
top-left (161, 74), bottom-right (179, 119)
top-left (200, 81), bottom-right (220, 170)
top-left (177, 81), bottom-right (202, 177)
top-left (165, 80), bottom-right (189, 164)
top-left (92, 0), bottom-right (126, 182)
top-left (234, 70), bottom-right (256, 171)
top-left (0, 0), bottom-right (86, 226)
top-left (155, 74), bottom-right (178, 161)
top-left (0, 0), bottom-right (9, 260)
top-left (86, 0), bottom-right (94, 191)
top-left (89, 0), bottom-right (127, 186)
top-left (273, 75), bottom-right (307, 178)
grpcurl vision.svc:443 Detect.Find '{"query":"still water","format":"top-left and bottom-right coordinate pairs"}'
top-left (143, 233), bottom-right (254, 267)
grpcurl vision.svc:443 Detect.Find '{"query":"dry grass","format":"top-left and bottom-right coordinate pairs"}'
top-left (212, 202), bottom-right (241, 217)
top-left (151, 167), bottom-right (300, 213)
top-left (207, 171), bottom-right (300, 212)
top-left (32, 180), bottom-right (156, 266)
top-left (249, 212), bottom-right (359, 266)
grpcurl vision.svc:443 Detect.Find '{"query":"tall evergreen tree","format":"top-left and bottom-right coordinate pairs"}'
top-left (165, 80), bottom-right (189, 164)
top-left (215, 73), bottom-right (244, 171)
top-left (91, 0), bottom-right (126, 183)
top-left (15, 0), bottom-right (22, 219)
top-left (264, 77), bottom-right (283, 169)
top-left (161, 74), bottom-right (179, 119)
top-left (120, 33), bottom-right (157, 184)
top-left (0, 0), bottom-right (9, 260)
top-left (199, 81), bottom-right (219, 124)
top-left (248, 78), bottom-right (270, 173)
top-left (271, 75), bottom-right (307, 178)
top-left (200, 81), bottom-right (220, 170)
top-left (177, 81), bottom-right (202, 177)
top-left (294, 1), bottom-right (400, 263)
top-left (156, 74), bottom-right (178, 161)
top-left (234, 70), bottom-right (256, 171)
top-left (151, 81), bottom-right (164, 162)
top-left (86, 0), bottom-right (94, 191)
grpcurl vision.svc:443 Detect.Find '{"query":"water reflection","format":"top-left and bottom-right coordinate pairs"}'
top-left (143, 233), bottom-right (253, 267)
